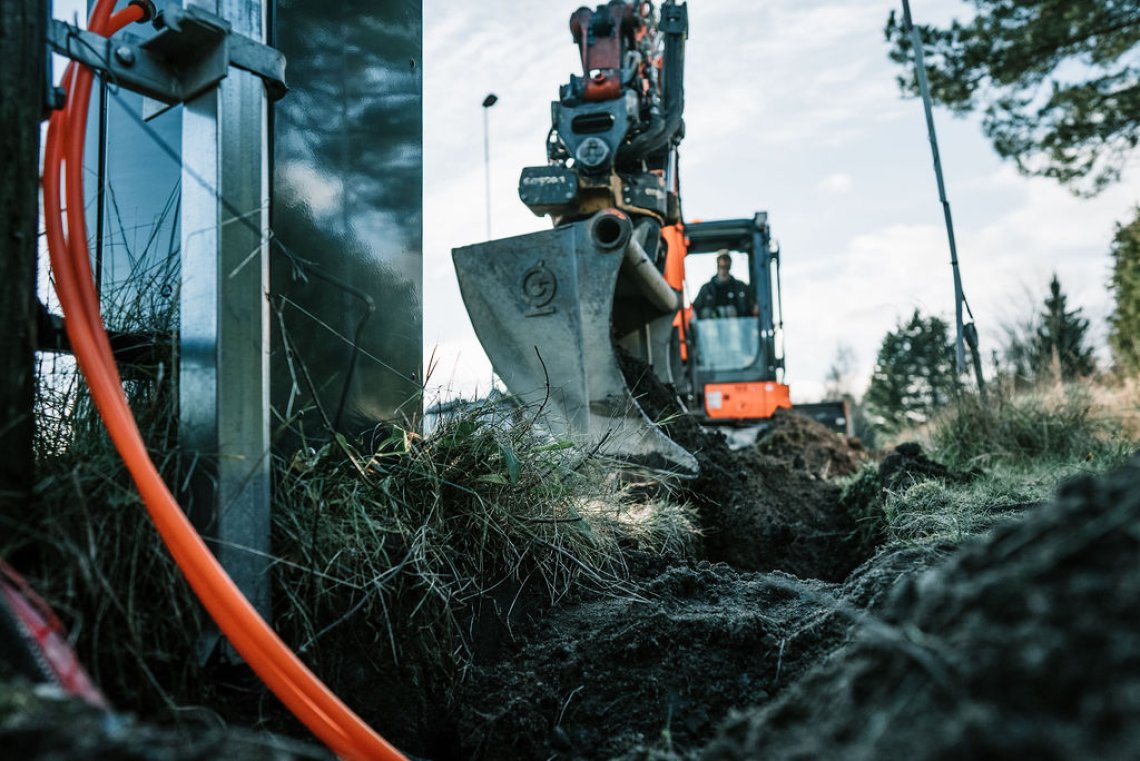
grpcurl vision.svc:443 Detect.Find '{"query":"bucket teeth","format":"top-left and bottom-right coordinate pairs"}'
top-left (453, 212), bottom-right (698, 478)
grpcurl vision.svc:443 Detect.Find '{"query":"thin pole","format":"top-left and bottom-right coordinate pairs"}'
top-left (95, 81), bottom-right (107, 294)
top-left (483, 106), bottom-right (491, 240)
top-left (482, 93), bottom-right (497, 240)
top-left (901, 0), bottom-right (966, 374)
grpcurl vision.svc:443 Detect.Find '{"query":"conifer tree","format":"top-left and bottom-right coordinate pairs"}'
top-left (865, 310), bottom-right (961, 432)
top-left (1108, 207), bottom-right (1140, 375)
top-left (885, 1), bottom-right (1140, 196)
top-left (1030, 274), bottom-right (1096, 381)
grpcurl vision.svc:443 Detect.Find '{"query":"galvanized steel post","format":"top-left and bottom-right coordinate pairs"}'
top-left (180, 0), bottom-right (272, 618)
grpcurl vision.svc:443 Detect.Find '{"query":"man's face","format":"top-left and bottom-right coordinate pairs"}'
top-left (717, 258), bottom-right (731, 281)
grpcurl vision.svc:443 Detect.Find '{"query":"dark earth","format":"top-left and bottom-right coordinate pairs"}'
top-left (4, 368), bottom-right (1140, 759)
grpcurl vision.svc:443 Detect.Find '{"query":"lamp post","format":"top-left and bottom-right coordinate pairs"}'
top-left (482, 93), bottom-right (498, 240)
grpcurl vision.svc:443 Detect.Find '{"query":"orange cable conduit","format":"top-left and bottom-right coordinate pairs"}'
top-left (42, 3), bottom-right (405, 758)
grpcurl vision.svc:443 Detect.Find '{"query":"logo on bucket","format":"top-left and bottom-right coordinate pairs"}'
top-left (522, 261), bottom-right (558, 317)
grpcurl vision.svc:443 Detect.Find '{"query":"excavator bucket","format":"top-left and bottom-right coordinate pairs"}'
top-left (452, 210), bottom-right (698, 477)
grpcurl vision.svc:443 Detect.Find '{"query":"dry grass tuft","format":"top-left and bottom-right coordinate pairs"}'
top-left (928, 380), bottom-right (1136, 470)
top-left (272, 398), bottom-right (700, 677)
top-left (8, 334), bottom-right (699, 722)
top-left (2, 266), bottom-right (201, 716)
top-left (840, 376), bottom-right (1140, 551)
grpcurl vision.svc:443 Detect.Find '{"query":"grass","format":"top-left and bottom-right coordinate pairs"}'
top-left (7, 334), bottom-right (699, 722)
top-left (928, 380), bottom-right (1136, 470)
top-left (272, 399), bottom-right (698, 679)
top-left (842, 376), bottom-right (1140, 549)
top-left (8, 185), bottom-right (699, 731)
top-left (3, 252), bottom-right (206, 716)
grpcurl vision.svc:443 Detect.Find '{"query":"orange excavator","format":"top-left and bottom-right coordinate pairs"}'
top-left (668, 214), bottom-right (792, 423)
top-left (453, 1), bottom-right (847, 476)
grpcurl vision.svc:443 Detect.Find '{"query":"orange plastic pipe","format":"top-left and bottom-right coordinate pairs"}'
top-left (43, 4), bottom-right (405, 759)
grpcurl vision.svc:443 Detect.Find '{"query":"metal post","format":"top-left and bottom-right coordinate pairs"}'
top-left (482, 93), bottom-right (498, 240)
top-left (902, 1), bottom-right (988, 402)
top-left (180, 0), bottom-right (272, 618)
top-left (901, 0), bottom-right (967, 372)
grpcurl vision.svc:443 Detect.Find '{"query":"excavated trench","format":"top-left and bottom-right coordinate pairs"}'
top-left (618, 354), bottom-right (877, 581)
top-left (7, 359), bottom-right (1140, 761)
top-left (445, 362), bottom-right (1140, 760)
top-left (440, 358), bottom-right (898, 759)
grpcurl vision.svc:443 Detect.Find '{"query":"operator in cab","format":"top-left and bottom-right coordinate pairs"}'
top-left (693, 251), bottom-right (759, 319)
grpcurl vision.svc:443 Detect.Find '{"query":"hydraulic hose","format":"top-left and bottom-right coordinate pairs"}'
top-left (43, 4), bottom-right (405, 759)
top-left (620, 2), bottom-right (685, 161)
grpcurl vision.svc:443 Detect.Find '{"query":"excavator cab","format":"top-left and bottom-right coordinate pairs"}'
top-left (680, 214), bottom-right (792, 422)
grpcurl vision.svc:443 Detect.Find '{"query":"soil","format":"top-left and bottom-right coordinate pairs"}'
top-left (453, 545), bottom-right (948, 760)
top-left (702, 454), bottom-right (1140, 761)
top-left (10, 348), bottom-right (1140, 760)
top-left (755, 407), bottom-right (872, 479)
top-left (451, 453), bottom-right (1140, 761)
top-left (877, 440), bottom-right (980, 491)
top-left (621, 355), bottom-right (877, 582)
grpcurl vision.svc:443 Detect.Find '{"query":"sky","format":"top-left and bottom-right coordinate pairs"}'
top-left (52, 0), bottom-right (1140, 406)
top-left (422, 0), bottom-right (1140, 404)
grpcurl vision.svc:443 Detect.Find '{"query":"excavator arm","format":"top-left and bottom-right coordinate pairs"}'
top-left (453, 1), bottom-right (697, 476)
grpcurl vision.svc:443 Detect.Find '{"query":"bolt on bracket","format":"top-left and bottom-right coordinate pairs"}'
top-left (47, 4), bottom-right (287, 106)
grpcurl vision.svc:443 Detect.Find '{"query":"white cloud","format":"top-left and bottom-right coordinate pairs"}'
top-left (818, 172), bottom-right (855, 194)
top-left (781, 168), bottom-right (1140, 398)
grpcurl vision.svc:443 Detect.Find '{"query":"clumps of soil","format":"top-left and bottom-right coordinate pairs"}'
top-left (619, 355), bottom-right (874, 581)
top-left (694, 448), bottom-right (866, 581)
top-left (701, 454), bottom-right (1140, 761)
top-left (839, 441), bottom-right (985, 549)
top-left (878, 441), bottom-right (980, 491)
top-left (755, 407), bottom-right (871, 479)
top-left (454, 546), bottom-right (947, 761)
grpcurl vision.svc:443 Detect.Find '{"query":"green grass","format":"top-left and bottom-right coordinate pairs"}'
top-left (272, 401), bottom-right (698, 675)
top-left (8, 361), bottom-right (699, 717)
top-left (843, 378), bottom-right (1140, 550)
top-left (929, 382), bottom-right (1135, 469)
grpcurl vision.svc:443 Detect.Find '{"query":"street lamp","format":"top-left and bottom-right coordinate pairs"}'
top-left (482, 93), bottom-right (498, 240)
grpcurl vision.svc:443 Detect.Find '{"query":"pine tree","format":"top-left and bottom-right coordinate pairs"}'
top-left (1030, 274), bottom-right (1096, 381)
top-left (865, 310), bottom-right (961, 432)
top-left (1108, 207), bottom-right (1140, 375)
top-left (885, 1), bottom-right (1140, 196)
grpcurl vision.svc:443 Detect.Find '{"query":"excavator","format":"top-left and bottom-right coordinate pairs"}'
top-left (453, 0), bottom-right (847, 477)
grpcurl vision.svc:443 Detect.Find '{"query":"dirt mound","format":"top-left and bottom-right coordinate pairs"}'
top-left (701, 455), bottom-right (1140, 760)
top-left (755, 407), bottom-right (871, 478)
top-left (694, 447), bottom-right (866, 581)
top-left (878, 441), bottom-right (979, 491)
top-left (454, 546), bottom-right (947, 760)
top-left (620, 356), bottom-right (873, 581)
top-left (839, 441), bottom-right (986, 550)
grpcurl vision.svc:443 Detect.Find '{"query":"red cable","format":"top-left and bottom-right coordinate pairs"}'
top-left (43, 4), bottom-right (405, 759)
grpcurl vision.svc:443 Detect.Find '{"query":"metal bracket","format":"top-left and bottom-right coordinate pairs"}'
top-left (46, 5), bottom-right (287, 106)
top-left (659, 2), bottom-right (688, 36)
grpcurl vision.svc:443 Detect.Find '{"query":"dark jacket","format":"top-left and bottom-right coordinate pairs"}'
top-left (693, 275), bottom-right (754, 318)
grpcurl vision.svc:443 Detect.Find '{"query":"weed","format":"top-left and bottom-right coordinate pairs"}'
top-left (930, 383), bottom-right (1135, 470)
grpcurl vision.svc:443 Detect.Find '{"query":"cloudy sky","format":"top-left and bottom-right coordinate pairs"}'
top-left (423, 0), bottom-right (1140, 403)
top-left (53, 0), bottom-right (1139, 405)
